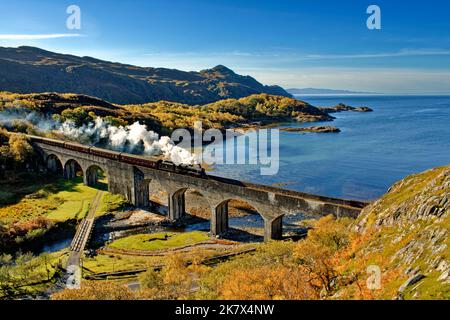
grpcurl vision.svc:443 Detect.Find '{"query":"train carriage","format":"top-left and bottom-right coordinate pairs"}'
top-left (36, 137), bottom-right (66, 148)
top-left (27, 135), bottom-right (44, 144)
top-left (119, 153), bottom-right (159, 169)
top-left (64, 141), bottom-right (91, 154)
top-left (30, 134), bottom-right (206, 178)
top-left (89, 147), bottom-right (121, 161)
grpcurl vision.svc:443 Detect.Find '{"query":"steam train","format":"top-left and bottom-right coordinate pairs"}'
top-left (29, 136), bottom-right (206, 177)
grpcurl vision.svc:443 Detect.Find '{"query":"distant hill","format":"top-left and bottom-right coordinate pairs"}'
top-left (0, 46), bottom-right (291, 105)
top-left (287, 88), bottom-right (375, 95)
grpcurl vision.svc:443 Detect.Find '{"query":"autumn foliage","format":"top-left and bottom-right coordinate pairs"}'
top-left (219, 265), bottom-right (317, 300)
top-left (52, 281), bottom-right (135, 300)
top-left (294, 215), bottom-right (352, 297)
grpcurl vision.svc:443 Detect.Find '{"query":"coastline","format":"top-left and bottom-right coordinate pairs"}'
top-left (204, 95), bottom-right (450, 201)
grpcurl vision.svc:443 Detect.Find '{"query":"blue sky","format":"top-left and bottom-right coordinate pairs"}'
top-left (1, 0), bottom-right (450, 93)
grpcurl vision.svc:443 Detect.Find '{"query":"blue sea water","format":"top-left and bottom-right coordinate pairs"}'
top-left (210, 95), bottom-right (450, 201)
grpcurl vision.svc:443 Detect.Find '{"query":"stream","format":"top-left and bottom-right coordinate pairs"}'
top-left (37, 212), bottom-right (308, 254)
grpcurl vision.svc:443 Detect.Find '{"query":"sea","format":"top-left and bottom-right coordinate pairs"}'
top-left (209, 95), bottom-right (450, 201)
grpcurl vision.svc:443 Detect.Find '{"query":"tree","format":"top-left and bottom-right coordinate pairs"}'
top-left (138, 268), bottom-right (163, 299)
top-left (8, 134), bottom-right (33, 164)
top-left (61, 107), bottom-right (93, 126)
top-left (138, 253), bottom-right (193, 300)
top-left (0, 128), bottom-right (9, 144)
top-left (51, 281), bottom-right (135, 300)
top-left (0, 264), bottom-right (15, 298)
top-left (159, 253), bottom-right (192, 299)
top-left (219, 265), bottom-right (317, 300)
top-left (294, 215), bottom-right (351, 297)
top-left (104, 116), bottom-right (127, 127)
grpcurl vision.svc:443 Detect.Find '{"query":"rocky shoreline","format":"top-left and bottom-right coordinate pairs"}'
top-left (232, 102), bottom-right (372, 134)
top-left (281, 125), bottom-right (341, 133)
top-left (275, 103), bottom-right (373, 134)
top-left (318, 103), bottom-right (373, 113)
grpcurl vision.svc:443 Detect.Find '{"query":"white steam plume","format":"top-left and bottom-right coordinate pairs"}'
top-left (0, 109), bottom-right (198, 165)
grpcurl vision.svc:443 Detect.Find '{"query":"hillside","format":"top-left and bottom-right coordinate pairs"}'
top-left (0, 92), bottom-right (332, 135)
top-left (0, 46), bottom-right (291, 105)
top-left (341, 165), bottom-right (450, 299)
top-left (191, 165), bottom-right (450, 300)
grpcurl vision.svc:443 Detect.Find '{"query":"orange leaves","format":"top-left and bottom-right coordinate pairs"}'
top-left (7, 216), bottom-right (51, 237)
top-left (219, 265), bottom-right (317, 300)
top-left (293, 215), bottom-right (353, 297)
top-left (52, 281), bottom-right (135, 300)
top-left (0, 214), bottom-right (52, 245)
top-left (138, 252), bottom-right (195, 300)
top-left (8, 134), bottom-right (33, 163)
top-left (0, 197), bottom-right (53, 222)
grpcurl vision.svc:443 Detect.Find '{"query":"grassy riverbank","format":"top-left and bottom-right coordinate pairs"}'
top-left (107, 231), bottom-right (210, 252)
top-left (0, 176), bottom-right (125, 223)
top-left (0, 249), bottom-right (68, 299)
top-left (0, 174), bottom-right (126, 251)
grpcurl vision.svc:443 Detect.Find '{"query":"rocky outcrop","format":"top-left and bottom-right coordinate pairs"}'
top-left (353, 165), bottom-right (449, 299)
top-left (353, 107), bottom-right (373, 112)
top-left (281, 126), bottom-right (341, 133)
top-left (295, 113), bottom-right (334, 122)
top-left (356, 166), bottom-right (449, 229)
top-left (319, 103), bottom-right (373, 113)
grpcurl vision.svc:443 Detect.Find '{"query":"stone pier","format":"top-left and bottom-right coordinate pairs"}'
top-left (211, 201), bottom-right (229, 236)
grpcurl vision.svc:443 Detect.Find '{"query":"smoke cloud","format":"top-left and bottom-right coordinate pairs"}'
top-left (0, 108), bottom-right (198, 165)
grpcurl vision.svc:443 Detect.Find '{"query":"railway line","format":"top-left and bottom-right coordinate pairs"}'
top-left (67, 191), bottom-right (103, 268)
top-left (28, 135), bottom-right (206, 178)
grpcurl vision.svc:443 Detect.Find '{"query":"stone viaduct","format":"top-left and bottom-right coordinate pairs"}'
top-left (31, 136), bottom-right (368, 241)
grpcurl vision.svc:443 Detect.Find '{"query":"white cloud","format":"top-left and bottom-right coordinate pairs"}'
top-left (130, 48), bottom-right (450, 71)
top-left (304, 49), bottom-right (450, 60)
top-left (0, 34), bottom-right (84, 40)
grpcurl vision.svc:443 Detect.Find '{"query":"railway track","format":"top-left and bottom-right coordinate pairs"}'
top-left (69, 191), bottom-right (103, 253)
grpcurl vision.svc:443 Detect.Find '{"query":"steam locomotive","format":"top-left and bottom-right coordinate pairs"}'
top-left (29, 136), bottom-right (206, 177)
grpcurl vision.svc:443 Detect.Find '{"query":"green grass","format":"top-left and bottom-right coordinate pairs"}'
top-left (0, 174), bottom-right (128, 224)
top-left (97, 193), bottom-right (127, 217)
top-left (403, 271), bottom-right (450, 300)
top-left (108, 231), bottom-right (210, 252)
top-left (83, 242), bottom-right (251, 275)
top-left (45, 177), bottom-right (98, 221)
top-left (0, 249), bottom-right (69, 298)
top-left (83, 253), bottom-right (164, 274)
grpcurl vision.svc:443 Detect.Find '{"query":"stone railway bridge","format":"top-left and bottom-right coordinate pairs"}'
top-left (30, 136), bottom-right (369, 241)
